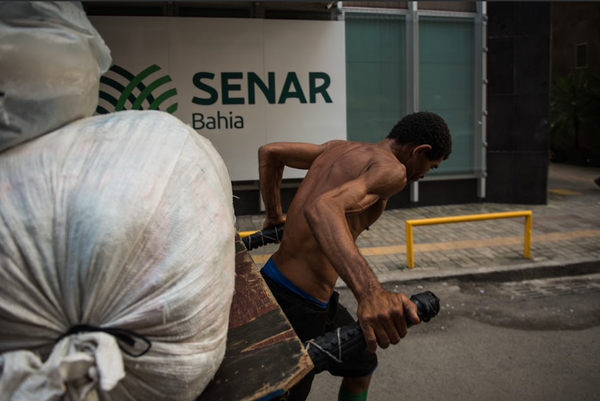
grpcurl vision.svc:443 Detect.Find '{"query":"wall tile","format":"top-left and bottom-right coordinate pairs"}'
top-left (487, 2), bottom-right (515, 38)
top-left (515, 36), bottom-right (551, 95)
top-left (516, 2), bottom-right (551, 37)
top-left (487, 95), bottom-right (515, 151)
top-left (488, 38), bottom-right (515, 95)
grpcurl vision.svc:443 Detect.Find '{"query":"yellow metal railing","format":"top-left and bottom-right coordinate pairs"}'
top-left (405, 210), bottom-right (533, 268)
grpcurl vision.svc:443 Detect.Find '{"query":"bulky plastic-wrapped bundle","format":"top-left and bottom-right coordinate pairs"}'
top-left (0, 110), bottom-right (236, 400)
top-left (0, 1), bottom-right (111, 153)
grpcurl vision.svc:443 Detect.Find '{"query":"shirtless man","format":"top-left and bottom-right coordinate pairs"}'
top-left (258, 111), bottom-right (452, 401)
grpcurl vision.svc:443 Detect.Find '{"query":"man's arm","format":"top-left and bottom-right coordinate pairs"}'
top-left (304, 162), bottom-right (420, 352)
top-left (258, 142), bottom-right (332, 229)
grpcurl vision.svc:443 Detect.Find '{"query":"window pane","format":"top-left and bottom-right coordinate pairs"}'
top-left (346, 14), bottom-right (407, 143)
top-left (420, 17), bottom-right (475, 175)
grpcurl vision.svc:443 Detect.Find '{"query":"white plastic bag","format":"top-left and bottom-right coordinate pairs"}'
top-left (0, 1), bottom-right (112, 153)
top-left (0, 110), bottom-right (236, 400)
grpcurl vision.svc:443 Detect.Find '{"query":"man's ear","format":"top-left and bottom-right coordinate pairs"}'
top-left (413, 144), bottom-right (432, 156)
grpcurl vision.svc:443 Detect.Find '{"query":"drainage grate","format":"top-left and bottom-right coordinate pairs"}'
top-left (504, 279), bottom-right (600, 299)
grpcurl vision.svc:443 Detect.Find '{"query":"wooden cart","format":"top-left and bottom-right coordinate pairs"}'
top-left (197, 235), bottom-right (313, 401)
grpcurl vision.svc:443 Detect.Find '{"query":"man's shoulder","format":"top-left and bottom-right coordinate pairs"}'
top-left (322, 140), bottom-right (391, 157)
top-left (365, 150), bottom-right (404, 171)
top-left (361, 155), bottom-right (407, 190)
top-left (321, 139), bottom-right (348, 149)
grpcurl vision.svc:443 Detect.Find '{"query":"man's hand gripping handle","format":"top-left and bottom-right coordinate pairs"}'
top-left (306, 291), bottom-right (440, 374)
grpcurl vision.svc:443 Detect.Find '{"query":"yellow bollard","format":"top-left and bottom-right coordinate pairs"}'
top-left (405, 221), bottom-right (415, 268)
top-left (524, 213), bottom-right (532, 259)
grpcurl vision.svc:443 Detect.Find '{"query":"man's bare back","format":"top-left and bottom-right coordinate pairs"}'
top-left (271, 140), bottom-right (405, 303)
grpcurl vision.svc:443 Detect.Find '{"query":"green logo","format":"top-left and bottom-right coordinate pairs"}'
top-left (96, 64), bottom-right (178, 115)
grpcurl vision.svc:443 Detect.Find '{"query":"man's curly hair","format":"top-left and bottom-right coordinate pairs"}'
top-left (387, 111), bottom-right (452, 160)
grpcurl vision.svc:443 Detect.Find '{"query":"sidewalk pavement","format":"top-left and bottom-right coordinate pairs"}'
top-left (236, 162), bottom-right (600, 285)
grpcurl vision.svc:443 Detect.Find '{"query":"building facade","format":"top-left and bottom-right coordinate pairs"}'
top-left (83, 1), bottom-right (551, 215)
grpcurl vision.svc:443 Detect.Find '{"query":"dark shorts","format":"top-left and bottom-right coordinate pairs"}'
top-left (261, 270), bottom-right (378, 400)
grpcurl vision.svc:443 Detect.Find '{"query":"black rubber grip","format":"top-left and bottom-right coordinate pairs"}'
top-left (242, 225), bottom-right (285, 250)
top-left (306, 291), bottom-right (440, 374)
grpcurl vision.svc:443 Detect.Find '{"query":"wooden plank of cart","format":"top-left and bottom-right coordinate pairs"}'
top-left (197, 235), bottom-right (313, 401)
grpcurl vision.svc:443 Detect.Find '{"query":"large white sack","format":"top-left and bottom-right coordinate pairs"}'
top-left (0, 1), bottom-right (111, 153)
top-left (0, 110), bottom-right (236, 400)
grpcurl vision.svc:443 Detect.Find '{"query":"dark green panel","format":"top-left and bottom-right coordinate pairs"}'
top-left (420, 16), bottom-right (475, 175)
top-left (346, 110), bottom-right (389, 143)
top-left (346, 13), bottom-right (407, 143)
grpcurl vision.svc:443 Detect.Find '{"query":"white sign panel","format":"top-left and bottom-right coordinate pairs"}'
top-left (89, 17), bottom-right (347, 181)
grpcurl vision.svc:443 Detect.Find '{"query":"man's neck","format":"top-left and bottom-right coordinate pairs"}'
top-left (378, 138), bottom-right (410, 164)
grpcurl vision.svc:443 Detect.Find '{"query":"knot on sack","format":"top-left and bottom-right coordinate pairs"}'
top-left (57, 325), bottom-right (152, 357)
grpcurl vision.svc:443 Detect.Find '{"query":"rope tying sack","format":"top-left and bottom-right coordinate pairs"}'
top-left (57, 325), bottom-right (152, 358)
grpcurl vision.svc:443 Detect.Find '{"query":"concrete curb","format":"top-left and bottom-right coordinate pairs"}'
top-left (335, 257), bottom-right (600, 288)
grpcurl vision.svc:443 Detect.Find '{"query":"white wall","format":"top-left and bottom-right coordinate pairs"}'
top-left (90, 16), bottom-right (347, 181)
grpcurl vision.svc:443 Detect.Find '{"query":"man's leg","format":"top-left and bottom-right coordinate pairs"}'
top-left (338, 375), bottom-right (371, 401)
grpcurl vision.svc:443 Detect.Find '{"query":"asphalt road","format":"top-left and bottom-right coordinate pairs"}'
top-left (307, 273), bottom-right (600, 401)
